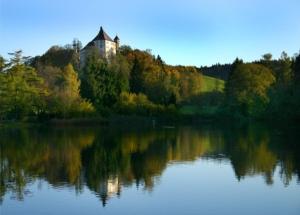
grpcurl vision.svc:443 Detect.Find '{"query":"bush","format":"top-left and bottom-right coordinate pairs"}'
top-left (116, 92), bottom-right (177, 116)
top-left (72, 100), bottom-right (96, 117)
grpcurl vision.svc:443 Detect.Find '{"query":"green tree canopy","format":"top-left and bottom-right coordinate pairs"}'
top-left (225, 63), bottom-right (275, 117)
top-left (32, 45), bottom-right (80, 70)
top-left (0, 51), bottom-right (45, 119)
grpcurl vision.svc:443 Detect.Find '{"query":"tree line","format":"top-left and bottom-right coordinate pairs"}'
top-left (224, 52), bottom-right (300, 120)
top-left (0, 44), bottom-right (203, 120)
top-left (0, 41), bottom-right (299, 122)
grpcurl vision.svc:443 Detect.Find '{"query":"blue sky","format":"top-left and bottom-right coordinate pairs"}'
top-left (0, 0), bottom-right (300, 66)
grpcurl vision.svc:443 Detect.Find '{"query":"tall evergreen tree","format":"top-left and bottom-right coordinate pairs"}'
top-left (0, 56), bottom-right (5, 72)
top-left (80, 51), bottom-right (120, 109)
top-left (294, 52), bottom-right (300, 84)
top-left (130, 56), bottom-right (145, 93)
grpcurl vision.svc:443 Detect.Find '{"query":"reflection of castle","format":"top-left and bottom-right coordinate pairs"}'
top-left (98, 176), bottom-right (121, 206)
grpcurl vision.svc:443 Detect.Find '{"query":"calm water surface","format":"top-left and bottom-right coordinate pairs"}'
top-left (0, 124), bottom-right (299, 214)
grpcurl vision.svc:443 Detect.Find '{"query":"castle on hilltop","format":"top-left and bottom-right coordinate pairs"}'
top-left (80, 27), bottom-right (119, 66)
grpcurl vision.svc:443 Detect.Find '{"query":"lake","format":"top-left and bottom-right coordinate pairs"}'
top-left (0, 123), bottom-right (299, 214)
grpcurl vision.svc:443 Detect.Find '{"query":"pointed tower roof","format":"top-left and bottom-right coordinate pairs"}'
top-left (92, 27), bottom-right (114, 42)
top-left (114, 35), bottom-right (120, 41)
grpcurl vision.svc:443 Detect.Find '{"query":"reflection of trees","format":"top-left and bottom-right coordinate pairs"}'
top-left (0, 124), bottom-right (299, 205)
top-left (0, 127), bottom-right (95, 202)
top-left (270, 125), bottom-right (300, 186)
top-left (220, 124), bottom-right (300, 185)
top-left (221, 125), bottom-right (277, 184)
top-left (81, 127), bottom-right (215, 196)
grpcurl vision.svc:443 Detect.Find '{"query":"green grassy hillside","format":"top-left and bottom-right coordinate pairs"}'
top-left (179, 75), bottom-right (225, 115)
top-left (201, 75), bottom-right (225, 92)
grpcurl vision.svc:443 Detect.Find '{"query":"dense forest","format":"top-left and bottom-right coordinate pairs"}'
top-left (200, 63), bottom-right (232, 80)
top-left (0, 41), bottom-right (299, 122)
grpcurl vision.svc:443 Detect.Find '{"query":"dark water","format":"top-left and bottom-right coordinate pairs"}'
top-left (0, 124), bottom-right (299, 215)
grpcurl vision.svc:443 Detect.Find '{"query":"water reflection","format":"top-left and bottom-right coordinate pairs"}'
top-left (0, 124), bottom-right (299, 206)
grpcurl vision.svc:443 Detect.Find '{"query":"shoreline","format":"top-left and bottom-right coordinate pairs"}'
top-left (0, 114), bottom-right (220, 128)
top-left (0, 114), bottom-right (298, 130)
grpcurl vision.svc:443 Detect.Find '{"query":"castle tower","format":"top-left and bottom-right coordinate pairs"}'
top-left (114, 35), bottom-right (120, 51)
top-left (80, 26), bottom-right (118, 67)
